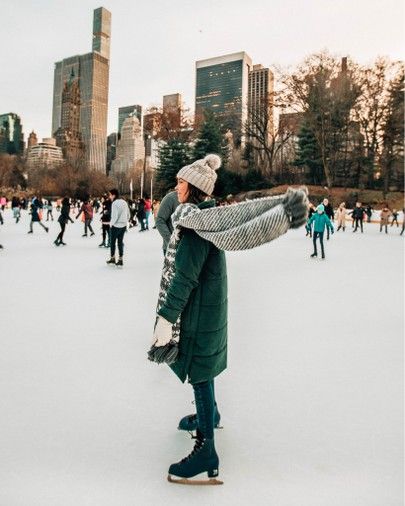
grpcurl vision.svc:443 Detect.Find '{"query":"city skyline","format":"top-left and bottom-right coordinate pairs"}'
top-left (1, 0), bottom-right (403, 140)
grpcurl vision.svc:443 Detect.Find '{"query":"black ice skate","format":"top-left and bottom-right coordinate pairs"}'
top-left (106, 257), bottom-right (116, 265)
top-left (310, 253), bottom-right (317, 258)
top-left (115, 258), bottom-right (123, 268)
top-left (168, 432), bottom-right (223, 485)
top-left (178, 406), bottom-right (222, 433)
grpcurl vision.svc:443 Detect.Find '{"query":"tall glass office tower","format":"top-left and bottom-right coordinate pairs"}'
top-left (52, 7), bottom-right (111, 172)
top-left (0, 113), bottom-right (24, 155)
top-left (195, 52), bottom-right (252, 145)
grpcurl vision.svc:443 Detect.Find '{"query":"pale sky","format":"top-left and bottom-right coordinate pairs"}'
top-left (1, 0), bottom-right (404, 140)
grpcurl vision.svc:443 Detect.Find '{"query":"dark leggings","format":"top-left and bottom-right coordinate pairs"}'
top-left (313, 231), bottom-right (325, 256)
top-left (84, 219), bottom-right (94, 235)
top-left (354, 218), bottom-right (363, 232)
top-left (110, 226), bottom-right (126, 257)
top-left (102, 224), bottom-right (110, 243)
top-left (56, 223), bottom-right (66, 242)
top-left (192, 380), bottom-right (216, 439)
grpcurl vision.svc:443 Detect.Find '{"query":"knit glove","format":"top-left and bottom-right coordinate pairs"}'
top-left (153, 316), bottom-right (173, 347)
top-left (282, 187), bottom-right (309, 229)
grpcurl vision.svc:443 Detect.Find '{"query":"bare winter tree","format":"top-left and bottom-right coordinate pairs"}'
top-left (283, 52), bottom-right (361, 188)
top-left (352, 57), bottom-right (403, 188)
top-left (144, 105), bottom-right (192, 142)
top-left (244, 93), bottom-right (294, 181)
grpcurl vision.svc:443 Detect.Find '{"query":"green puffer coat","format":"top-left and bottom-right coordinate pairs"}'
top-left (158, 200), bottom-right (228, 384)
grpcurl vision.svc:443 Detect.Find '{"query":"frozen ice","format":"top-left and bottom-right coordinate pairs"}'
top-left (0, 209), bottom-right (403, 506)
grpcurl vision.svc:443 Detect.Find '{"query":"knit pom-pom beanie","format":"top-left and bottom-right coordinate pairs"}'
top-left (177, 153), bottom-right (221, 195)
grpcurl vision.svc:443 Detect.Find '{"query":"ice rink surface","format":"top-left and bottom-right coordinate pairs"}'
top-left (0, 209), bottom-right (403, 506)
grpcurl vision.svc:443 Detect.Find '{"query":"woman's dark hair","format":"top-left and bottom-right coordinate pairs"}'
top-left (186, 184), bottom-right (208, 204)
top-left (109, 188), bottom-right (119, 198)
top-left (62, 197), bottom-right (70, 206)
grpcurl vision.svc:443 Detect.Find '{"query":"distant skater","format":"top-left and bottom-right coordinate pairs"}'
top-left (306, 204), bottom-right (334, 259)
top-left (137, 198), bottom-right (147, 232)
top-left (46, 200), bottom-right (54, 221)
top-left (76, 198), bottom-right (94, 237)
top-left (352, 202), bottom-right (365, 233)
top-left (323, 198), bottom-right (334, 240)
top-left (365, 205), bottom-right (373, 223)
top-left (106, 189), bottom-right (130, 267)
top-left (11, 196), bottom-right (21, 223)
top-left (336, 202), bottom-right (347, 231)
top-left (54, 197), bottom-right (73, 246)
top-left (305, 202), bottom-right (316, 237)
top-left (380, 205), bottom-right (391, 234)
top-left (390, 209), bottom-right (399, 227)
top-left (99, 195), bottom-right (112, 248)
top-left (28, 196), bottom-right (49, 234)
top-left (144, 196), bottom-right (152, 230)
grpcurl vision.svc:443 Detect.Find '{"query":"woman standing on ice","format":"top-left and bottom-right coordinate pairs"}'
top-left (335, 202), bottom-right (347, 231)
top-left (11, 196), bottom-right (21, 223)
top-left (306, 203), bottom-right (334, 259)
top-left (379, 205), bottom-right (391, 234)
top-left (54, 197), bottom-right (73, 246)
top-left (148, 154), bottom-right (308, 485)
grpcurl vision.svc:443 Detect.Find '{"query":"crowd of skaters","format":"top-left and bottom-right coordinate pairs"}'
top-left (304, 197), bottom-right (404, 260)
top-left (0, 192), bottom-right (163, 259)
top-left (0, 192), bottom-right (403, 255)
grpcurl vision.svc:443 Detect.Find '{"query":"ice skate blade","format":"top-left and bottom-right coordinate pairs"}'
top-left (168, 475), bottom-right (223, 485)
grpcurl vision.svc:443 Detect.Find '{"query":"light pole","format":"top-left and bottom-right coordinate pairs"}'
top-left (142, 134), bottom-right (151, 198)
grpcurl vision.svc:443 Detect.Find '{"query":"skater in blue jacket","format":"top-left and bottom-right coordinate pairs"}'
top-left (306, 204), bottom-right (334, 259)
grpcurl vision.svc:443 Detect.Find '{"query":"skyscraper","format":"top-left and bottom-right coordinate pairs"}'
top-left (27, 131), bottom-right (38, 150)
top-left (247, 64), bottom-right (274, 163)
top-left (112, 115), bottom-right (145, 174)
top-left (0, 113), bottom-right (24, 155)
top-left (118, 105), bottom-right (142, 137)
top-left (163, 93), bottom-right (182, 131)
top-left (195, 52), bottom-right (252, 145)
top-left (52, 7), bottom-right (111, 172)
top-left (54, 70), bottom-right (84, 167)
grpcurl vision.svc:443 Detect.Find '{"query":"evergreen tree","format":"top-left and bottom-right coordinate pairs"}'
top-left (156, 138), bottom-right (191, 194)
top-left (381, 70), bottom-right (404, 192)
top-left (192, 110), bottom-right (228, 163)
top-left (295, 121), bottom-right (324, 184)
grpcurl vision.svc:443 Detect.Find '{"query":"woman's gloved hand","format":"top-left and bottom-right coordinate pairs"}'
top-left (282, 187), bottom-right (309, 229)
top-left (153, 316), bottom-right (173, 347)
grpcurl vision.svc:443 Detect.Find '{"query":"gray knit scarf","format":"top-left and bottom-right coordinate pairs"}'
top-left (148, 187), bottom-right (308, 364)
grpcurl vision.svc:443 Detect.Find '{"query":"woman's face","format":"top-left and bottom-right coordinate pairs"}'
top-left (176, 178), bottom-right (189, 203)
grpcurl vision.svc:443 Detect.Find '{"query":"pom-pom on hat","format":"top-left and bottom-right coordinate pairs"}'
top-left (177, 154), bottom-right (221, 195)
